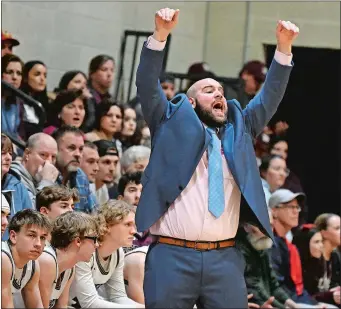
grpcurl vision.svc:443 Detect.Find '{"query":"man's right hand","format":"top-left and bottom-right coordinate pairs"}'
top-left (38, 161), bottom-right (59, 182)
top-left (261, 296), bottom-right (275, 308)
top-left (153, 8), bottom-right (180, 42)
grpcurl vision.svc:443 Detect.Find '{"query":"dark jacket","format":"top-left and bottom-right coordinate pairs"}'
top-left (237, 230), bottom-right (290, 308)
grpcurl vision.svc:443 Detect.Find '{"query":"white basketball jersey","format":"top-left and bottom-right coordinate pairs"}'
top-left (43, 245), bottom-right (74, 308)
top-left (1, 241), bottom-right (36, 307)
top-left (70, 248), bottom-right (122, 308)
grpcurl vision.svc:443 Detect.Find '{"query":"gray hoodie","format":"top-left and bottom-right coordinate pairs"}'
top-left (10, 161), bottom-right (55, 208)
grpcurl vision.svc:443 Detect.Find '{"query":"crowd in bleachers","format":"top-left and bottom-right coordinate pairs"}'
top-left (1, 29), bottom-right (340, 308)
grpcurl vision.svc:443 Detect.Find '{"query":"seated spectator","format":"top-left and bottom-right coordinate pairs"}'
top-left (1, 54), bottom-right (25, 143)
top-left (260, 155), bottom-right (289, 205)
top-left (1, 31), bottom-right (20, 56)
top-left (44, 89), bottom-right (88, 135)
top-left (36, 185), bottom-right (78, 221)
top-left (315, 213), bottom-right (341, 289)
top-left (53, 126), bottom-right (98, 214)
top-left (38, 211), bottom-right (98, 308)
top-left (139, 121), bottom-right (151, 148)
top-left (238, 60), bottom-right (267, 108)
top-left (124, 246), bottom-right (149, 304)
top-left (269, 189), bottom-right (325, 306)
top-left (80, 141), bottom-right (99, 183)
top-left (55, 70), bottom-right (93, 131)
top-left (85, 98), bottom-right (123, 155)
top-left (68, 200), bottom-right (143, 308)
top-left (237, 214), bottom-right (299, 309)
top-left (20, 61), bottom-right (49, 138)
top-left (10, 133), bottom-right (59, 207)
top-left (86, 55), bottom-right (115, 129)
top-left (1, 134), bottom-right (32, 220)
top-left (90, 140), bottom-right (119, 205)
top-left (160, 73), bottom-right (176, 100)
top-left (293, 224), bottom-right (339, 306)
top-left (120, 145), bottom-right (150, 174)
top-left (1, 209), bottom-right (51, 308)
top-left (1, 193), bottom-right (11, 236)
top-left (118, 172), bottom-right (142, 210)
top-left (120, 105), bottom-right (141, 152)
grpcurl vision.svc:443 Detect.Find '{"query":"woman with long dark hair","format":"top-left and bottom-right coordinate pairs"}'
top-left (1, 54), bottom-right (25, 142)
top-left (20, 60), bottom-right (49, 138)
top-left (293, 224), bottom-right (339, 306)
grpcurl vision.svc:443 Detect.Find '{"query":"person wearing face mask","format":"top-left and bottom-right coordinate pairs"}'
top-left (20, 60), bottom-right (49, 138)
top-left (293, 225), bottom-right (340, 307)
top-left (135, 7), bottom-right (299, 308)
top-left (10, 133), bottom-right (59, 208)
top-left (43, 89), bottom-right (88, 135)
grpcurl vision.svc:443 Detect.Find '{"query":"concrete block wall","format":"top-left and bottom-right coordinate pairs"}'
top-left (2, 1), bottom-right (207, 101)
top-left (2, 1), bottom-right (340, 100)
top-left (205, 2), bottom-right (340, 77)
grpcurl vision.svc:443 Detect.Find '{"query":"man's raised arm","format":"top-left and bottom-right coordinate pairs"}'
top-left (135, 8), bottom-right (179, 136)
top-left (243, 20), bottom-right (299, 137)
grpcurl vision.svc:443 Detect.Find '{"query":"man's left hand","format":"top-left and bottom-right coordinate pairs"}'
top-left (276, 20), bottom-right (299, 55)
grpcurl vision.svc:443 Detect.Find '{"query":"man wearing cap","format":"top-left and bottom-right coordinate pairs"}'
top-left (269, 189), bottom-right (322, 306)
top-left (1, 193), bottom-right (11, 236)
top-left (2, 31), bottom-right (20, 56)
top-left (136, 7), bottom-right (299, 309)
top-left (90, 140), bottom-right (119, 205)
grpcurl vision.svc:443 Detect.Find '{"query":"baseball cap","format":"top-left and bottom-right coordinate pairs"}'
top-left (1, 193), bottom-right (10, 213)
top-left (1, 31), bottom-right (20, 47)
top-left (93, 140), bottom-right (119, 158)
top-left (240, 60), bottom-right (267, 84)
top-left (268, 189), bottom-right (305, 209)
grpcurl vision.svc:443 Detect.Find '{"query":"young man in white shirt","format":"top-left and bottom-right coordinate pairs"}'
top-left (38, 211), bottom-right (99, 308)
top-left (1, 209), bottom-right (51, 308)
top-left (68, 200), bottom-right (144, 308)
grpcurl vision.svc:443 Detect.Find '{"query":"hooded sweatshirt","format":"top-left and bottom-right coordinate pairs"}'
top-left (10, 161), bottom-right (55, 208)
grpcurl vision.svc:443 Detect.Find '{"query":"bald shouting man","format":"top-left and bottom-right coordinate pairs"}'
top-left (135, 7), bottom-right (299, 308)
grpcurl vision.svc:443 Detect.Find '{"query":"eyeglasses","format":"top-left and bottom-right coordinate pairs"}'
top-left (84, 236), bottom-right (98, 244)
top-left (276, 204), bottom-right (301, 212)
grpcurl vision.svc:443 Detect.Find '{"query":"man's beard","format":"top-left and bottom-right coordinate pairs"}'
top-left (194, 99), bottom-right (227, 128)
top-left (247, 233), bottom-right (273, 251)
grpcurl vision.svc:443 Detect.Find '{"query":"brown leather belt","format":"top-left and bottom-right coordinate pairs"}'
top-left (154, 235), bottom-right (235, 251)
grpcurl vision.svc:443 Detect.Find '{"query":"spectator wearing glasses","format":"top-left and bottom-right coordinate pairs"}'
top-left (268, 189), bottom-right (322, 306)
top-left (38, 211), bottom-right (98, 308)
top-left (260, 155), bottom-right (289, 206)
top-left (68, 200), bottom-right (143, 308)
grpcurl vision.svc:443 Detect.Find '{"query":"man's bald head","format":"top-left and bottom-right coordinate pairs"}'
top-left (27, 133), bottom-right (57, 149)
top-left (23, 133), bottom-right (58, 177)
top-left (186, 78), bottom-right (228, 128)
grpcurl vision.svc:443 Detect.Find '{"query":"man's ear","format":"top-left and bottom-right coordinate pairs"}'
top-left (23, 148), bottom-right (31, 162)
top-left (39, 207), bottom-right (49, 215)
top-left (117, 195), bottom-right (123, 201)
top-left (188, 97), bottom-right (196, 108)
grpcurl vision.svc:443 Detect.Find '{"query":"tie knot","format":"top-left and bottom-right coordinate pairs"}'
top-left (207, 127), bottom-right (217, 135)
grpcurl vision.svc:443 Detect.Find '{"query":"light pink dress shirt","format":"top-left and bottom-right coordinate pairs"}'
top-left (146, 35), bottom-right (293, 241)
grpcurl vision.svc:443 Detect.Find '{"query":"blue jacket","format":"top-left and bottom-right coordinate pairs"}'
top-left (2, 170), bottom-right (33, 240)
top-left (135, 45), bottom-right (292, 239)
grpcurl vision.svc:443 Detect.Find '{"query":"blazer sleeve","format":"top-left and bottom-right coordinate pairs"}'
top-left (243, 58), bottom-right (293, 138)
top-left (135, 44), bottom-right (169, 136)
